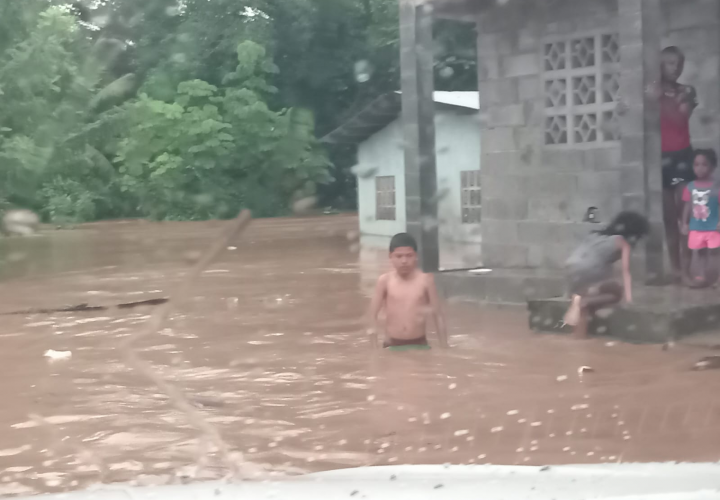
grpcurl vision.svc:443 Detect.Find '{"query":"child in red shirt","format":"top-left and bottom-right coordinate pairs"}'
top-left (660, 46), bottom-right (698, 281)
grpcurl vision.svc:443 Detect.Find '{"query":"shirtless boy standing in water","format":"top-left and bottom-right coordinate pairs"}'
top-left (367, 233), bottom-right (448, 350)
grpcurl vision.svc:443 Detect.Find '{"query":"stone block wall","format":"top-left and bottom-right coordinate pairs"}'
top-left (475, 0), bottom-right (720, 271)
top-left (476, 0), bottom-right (621, 269)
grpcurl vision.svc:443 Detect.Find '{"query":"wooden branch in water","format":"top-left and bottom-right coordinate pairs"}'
top-left (1, 298), bottom-right (170, 316)
top-left (119, 210), bottom-right (254, 480)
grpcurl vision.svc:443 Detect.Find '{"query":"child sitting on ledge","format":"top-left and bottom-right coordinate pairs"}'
top-left (563, 211), bottom-right (650, 338)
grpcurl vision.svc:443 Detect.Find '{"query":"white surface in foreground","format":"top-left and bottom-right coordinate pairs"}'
top-left (13, 463), bottom-right (720, 500)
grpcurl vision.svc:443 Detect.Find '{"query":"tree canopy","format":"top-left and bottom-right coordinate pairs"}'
top-left (0, 0), bottom-right (475, 222)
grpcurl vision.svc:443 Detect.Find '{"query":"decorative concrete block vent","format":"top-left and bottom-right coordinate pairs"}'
top-left (543, 33), bottom-right (621, 146)
top-left (528, 287), bottom-right (720, 344)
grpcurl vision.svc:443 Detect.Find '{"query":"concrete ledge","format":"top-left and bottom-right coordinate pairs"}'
top-left (437, 270), bottom-right (720, 344)
top-left (528, 287), bottom-right (720, 344)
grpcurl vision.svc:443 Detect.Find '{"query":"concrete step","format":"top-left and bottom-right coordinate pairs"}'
top-left (528, 287), bottom-right (720, 344)
top-left (436, 269), bottom-right (720, 344)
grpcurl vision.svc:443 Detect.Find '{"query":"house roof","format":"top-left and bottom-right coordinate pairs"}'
top-left (431, 0), bottom-right (490, 19)
top-left (431, 0), bottom-right (561, 20)
top-left (321, 91), bottom-right (479, 145)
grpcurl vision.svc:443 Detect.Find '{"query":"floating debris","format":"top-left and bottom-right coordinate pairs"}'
top-left (188, 396), bottom-right (226, 409)
top-left (2, 209), bottom-right (39, 236)
top-left (2, 298), bottom-right (168, 316)
top-left (44, 350), bottom-right (72, 361)
top-left (578, 366), bottom-right (594, 374)
top-left (117, 298), bottom-right (169, 309)
top-left (692, 356), bottom-right (720, 371)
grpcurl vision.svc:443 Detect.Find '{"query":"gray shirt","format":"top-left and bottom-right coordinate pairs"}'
top-left (566, 233), bottom-right (621, 292)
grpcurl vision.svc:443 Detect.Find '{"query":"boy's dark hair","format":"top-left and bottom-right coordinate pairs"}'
top-left (596, 211), bottom-right (650, 243)
top-left (389, 233), bottom-right (418, 253)
top-left (694, 148), bottom-right (718, 168)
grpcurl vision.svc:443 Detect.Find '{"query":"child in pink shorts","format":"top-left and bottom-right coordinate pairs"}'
top-left (681, 149), bottom-right (720, 287)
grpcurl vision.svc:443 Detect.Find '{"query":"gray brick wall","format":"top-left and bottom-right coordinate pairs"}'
top-left (475, 0), bottom-right (719, 273)
top-left (476, 0), bottom-right (618, 269)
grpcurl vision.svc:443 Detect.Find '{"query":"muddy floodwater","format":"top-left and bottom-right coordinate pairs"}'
top-left (0, 215), bottom-right (719, 496)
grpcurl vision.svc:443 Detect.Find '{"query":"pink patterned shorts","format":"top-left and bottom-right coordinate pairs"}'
top-left (688, 230), bottom-right (720, 250)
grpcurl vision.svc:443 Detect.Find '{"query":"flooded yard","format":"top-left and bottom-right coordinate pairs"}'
top-left (0, 215), bottom-right (719, 496)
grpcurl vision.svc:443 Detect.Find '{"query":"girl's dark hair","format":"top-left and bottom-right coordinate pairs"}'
top-left (595, 211), bottom-right (650, 243)
top-left (694, 148), bottom-right (718, 168)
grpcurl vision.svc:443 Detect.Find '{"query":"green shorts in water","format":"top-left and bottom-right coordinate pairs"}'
top-left (385, 344), bottom-right (431, 352)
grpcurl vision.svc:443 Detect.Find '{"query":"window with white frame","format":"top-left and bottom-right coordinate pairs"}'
top-left (375, 176), bottom-right (396, 221)
top-left (543, 33), bottom-right (620, 146)
top-left (460, 170), bottom-right (481, 224)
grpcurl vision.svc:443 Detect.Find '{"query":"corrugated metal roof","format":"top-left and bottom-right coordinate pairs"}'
top-left (321, 91), bottom-right (479, 145)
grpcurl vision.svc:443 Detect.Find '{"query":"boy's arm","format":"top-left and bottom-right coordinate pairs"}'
top-left (367, 275), bottom-right (387, 350)
top-left (619, 237), bottom-right (633, 304)
top-left (426, 274), bottom-right (449, 348)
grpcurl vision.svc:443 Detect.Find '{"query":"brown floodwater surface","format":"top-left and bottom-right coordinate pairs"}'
top-left (0, 215), bottom-right (719, 496)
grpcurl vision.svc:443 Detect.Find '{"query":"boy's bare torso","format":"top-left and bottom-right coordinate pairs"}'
top-left (382, 271), bottom-right (430, 341)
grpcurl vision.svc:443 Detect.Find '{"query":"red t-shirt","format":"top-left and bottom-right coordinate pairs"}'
top-left (661, 85), bottom-right (696, 152)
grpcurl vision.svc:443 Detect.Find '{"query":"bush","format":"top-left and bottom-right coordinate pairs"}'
top-left (40, 178), bottom-right (98, 224)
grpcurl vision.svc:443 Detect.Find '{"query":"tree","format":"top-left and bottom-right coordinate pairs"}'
top-left (114, 41), bottom-right (329, 220)
top-left (0, 5), bottom-right (92, 209)
top-left (0, 0), bottom-right (476, 221)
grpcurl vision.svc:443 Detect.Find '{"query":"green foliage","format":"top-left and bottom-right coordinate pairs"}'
top-left (0, 4), bottom-right (331, 223)
top-left (0, 0), bottom-right (475, 221)
top-left (40, 177), bottom-right (99, 223)
top-left (0, 4), bottom-right (95, 210)
top-left (114, 41), bottom-right (329, 220)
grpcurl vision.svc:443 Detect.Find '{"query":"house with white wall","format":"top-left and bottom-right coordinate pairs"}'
top-left (323, 91), bottom-right (482, 271)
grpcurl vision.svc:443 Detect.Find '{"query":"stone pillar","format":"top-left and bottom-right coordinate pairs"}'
top-left (399, 0), bottom-right (439, 272)
top-left (618, 0), bottom-right (664, 283)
